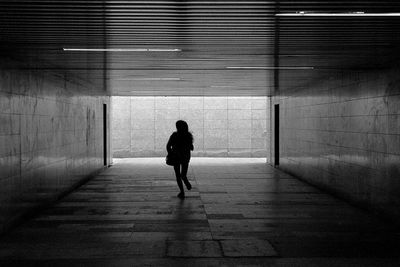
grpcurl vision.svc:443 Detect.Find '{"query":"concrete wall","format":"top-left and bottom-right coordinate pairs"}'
top-left (275, 66), bottom-right (400, 221)
top-left (0, 57), bottom-right (110, 232)
top-left (112, 97), bottom-right (270, 158)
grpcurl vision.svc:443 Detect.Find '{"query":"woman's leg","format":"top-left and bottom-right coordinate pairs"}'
top-left (173, 164), bottom-right (184, 195)
top-left (181, 162), bottom-right (191, 190)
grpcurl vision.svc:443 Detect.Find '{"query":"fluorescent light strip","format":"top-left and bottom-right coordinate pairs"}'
top-left (276, 12), bottom-right (400, 17)
top-left (117, 78), bottom-right (181, 81)
top-left (210, 85), bottom-right (237, 88)
top-left (63, 48), bottom-right (181, 52)
top-left (226, 66), bottom-right (314, 70)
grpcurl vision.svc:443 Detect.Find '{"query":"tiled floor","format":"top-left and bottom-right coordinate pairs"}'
top-left (1, 158), bottom-right (399, 266)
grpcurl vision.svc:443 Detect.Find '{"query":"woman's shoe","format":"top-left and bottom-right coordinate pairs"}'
top-left (177, 192), bottom-right (185, 199)
top-left (186, 182), bottom-right (192, 190)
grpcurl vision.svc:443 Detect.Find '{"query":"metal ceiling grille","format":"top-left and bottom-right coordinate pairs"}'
top-left (0, 1), bottom-right (273, 46)
top-left (1, 1), bottom-right (399, 96)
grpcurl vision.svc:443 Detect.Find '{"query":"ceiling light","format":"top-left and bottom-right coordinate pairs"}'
top-left (276, 11), bottom-right (400, 17)
top-left (147, 48), bottom-right (181, 52)
top-left (116, 78), bottom-right (181, 81)
top-left (63, 48), bottom-right (181, 52)
top-left (226, 66), bottom-right (314, 70)
top-left (130, 90), bottom-right (166, 92)
top-left (210, 85), bottom-right (237, 88)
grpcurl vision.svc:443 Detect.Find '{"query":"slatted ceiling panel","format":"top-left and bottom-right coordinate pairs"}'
top-left (277, 1), bottom-right (400, 93)
top-left (0, 1), bottom-right (107, 93)
top-left (0, 1), bottom-right (106, 45)
top-left (1, 1), bottom-right (400, 96)
top-left (277, 1), bottom-right (400, 50)
top-left (278, 0), bottom-right (400, 44)
top-left (104, 0), bottom-right (274, 95)
top-left (0, 0), bottom-right (275, 96)
top-left (109, 65), bottom-right (272, 96)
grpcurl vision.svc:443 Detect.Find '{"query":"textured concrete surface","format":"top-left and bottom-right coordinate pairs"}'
top-left (274, 66), bottom-right (400, 223)
top-left (112, 97), bottom-right (269, 158)
top-left (0, 158), bottom-right (399, 266)
top-left (0, 57), bottom-right (110, 233)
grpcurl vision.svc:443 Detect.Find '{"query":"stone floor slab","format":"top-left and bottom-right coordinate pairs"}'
top-left (221, 239), bottom-right (278, 257)
top-left (166, 240), bottom-right (222, 257)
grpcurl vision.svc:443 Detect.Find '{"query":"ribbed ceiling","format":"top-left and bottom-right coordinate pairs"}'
top-left (1, 1), bottom-right (399, 96)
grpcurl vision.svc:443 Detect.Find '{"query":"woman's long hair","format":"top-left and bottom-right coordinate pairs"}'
top-left (176, 120), bottom-right (193, 143)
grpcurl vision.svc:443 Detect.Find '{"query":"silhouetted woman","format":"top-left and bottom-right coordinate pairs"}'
top-left (166, 120), bottom-right (193, 199)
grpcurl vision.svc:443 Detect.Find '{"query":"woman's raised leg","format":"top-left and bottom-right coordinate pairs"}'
top-left (181, 162), bottom-right (192, 190)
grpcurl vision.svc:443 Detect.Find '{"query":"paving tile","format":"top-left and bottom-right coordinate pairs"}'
top-left (166, 240), bottom-right (222, 257)
top-left (130, 231), bottom-right (213, 241)
top-left (207, 214), bottom-right (245, 219)
top-left (221, 239), bottom-right (278, 257)
top-left (211, 231), bottom-right (274, 240)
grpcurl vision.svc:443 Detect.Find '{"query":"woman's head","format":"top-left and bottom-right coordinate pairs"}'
top-left (175, 120), bottom-right (193, 143)
top-left (176, 120), bottom-right (189, 133)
